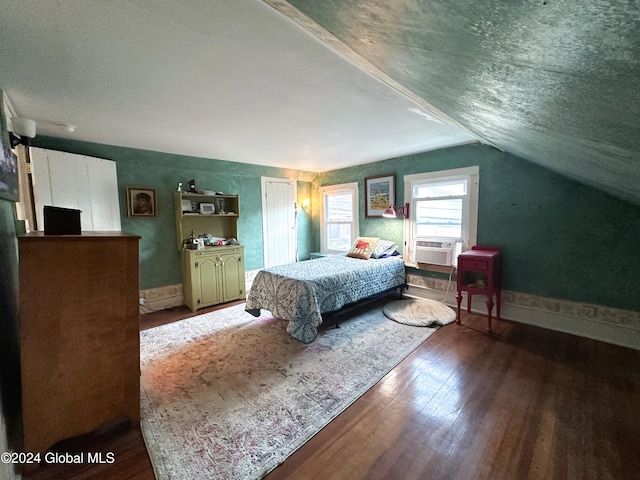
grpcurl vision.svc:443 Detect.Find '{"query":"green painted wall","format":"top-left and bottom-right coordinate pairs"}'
top-left (0, 98), bottom-right (20, 448)
top-left (296, 180), bottom-right (313, 261)
top-left (0, 199), bottom-right (20, 446)
top-left (19, 137), bottom-right (640, 313)
top-left (315, 143), bottom-right (639, 312)
top-left (32, 136), bottom-right (316, 290)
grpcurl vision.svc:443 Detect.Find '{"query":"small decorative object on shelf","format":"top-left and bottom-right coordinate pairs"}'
top-left (215, 198), bottom-right (226, 214)
top-left (456, 245), bottom-right (502, 332)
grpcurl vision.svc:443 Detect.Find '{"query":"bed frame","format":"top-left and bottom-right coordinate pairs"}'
top-left (324, 283), bottom-right (408, 328)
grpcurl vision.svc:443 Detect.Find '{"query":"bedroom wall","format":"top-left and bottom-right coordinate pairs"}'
top-left (315, 143), bottom-right (640, 313)
top-left (16, 136), bottom-right (640, 324)
top-left (0, 198), bottom-right (20, 465)
top-left (31, 136), bottom-right (317, 290)
top-left (0, 94), bottom-right (21, 465)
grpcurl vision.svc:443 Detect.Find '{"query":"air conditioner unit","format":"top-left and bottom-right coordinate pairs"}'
top-left (414, 238), bottom-right (456, 266)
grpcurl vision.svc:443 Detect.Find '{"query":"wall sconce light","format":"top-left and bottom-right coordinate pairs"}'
top-left (301, 198), bottom-right (310, 210)
top-left (383, 203), bottom-right (410, 219)
top-left (9, 117), bottom-right (37, 147)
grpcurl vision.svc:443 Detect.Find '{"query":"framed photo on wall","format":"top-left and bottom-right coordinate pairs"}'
top-left (0, 103), bottom-right (19, 202)
top-left (365, 173), bottom-right (395, 217)
top-left (127, 186), bottom-right (157, 217)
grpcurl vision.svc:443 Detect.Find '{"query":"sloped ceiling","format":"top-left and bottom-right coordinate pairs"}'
top-left (273, 0), bottom-right (640, 205)
top-left (1, 0), bottom-right (638, 205)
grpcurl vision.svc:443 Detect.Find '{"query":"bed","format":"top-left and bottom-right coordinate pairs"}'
top-left (245, 249), bottom-right (406, 343)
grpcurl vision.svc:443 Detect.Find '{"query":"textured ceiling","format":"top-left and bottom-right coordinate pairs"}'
top-left (275, 0), bottom-right (640, 205)
top-left (0, 0), bottom-right (638, 205)
top-left (0, 0), bottom-right (476, 173)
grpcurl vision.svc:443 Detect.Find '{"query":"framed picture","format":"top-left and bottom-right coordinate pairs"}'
top-left (365, 173), bottom-right (395, 217)
top-left (0, 105), bottom-right (19, 202)
top-left (127, 186), bottom-right (157, 217)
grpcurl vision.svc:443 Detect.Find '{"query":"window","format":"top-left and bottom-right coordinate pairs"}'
top-left (319, 182), bottom-right (359, 253)
top-left (404, 167), bottom-right (479, 267)
top-left (414, 180), bottom-right (466, 239)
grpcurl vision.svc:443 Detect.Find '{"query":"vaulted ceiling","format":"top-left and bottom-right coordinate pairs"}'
top-left (273, 0), bottom-right (640, 205)
top-left (1, 1), bottom-right (638, 205)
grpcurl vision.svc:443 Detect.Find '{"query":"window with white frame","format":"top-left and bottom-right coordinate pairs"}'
top-left (403, 167), bottom-right (479, 267)
top-left (319, 182), bottom-right (359, 253)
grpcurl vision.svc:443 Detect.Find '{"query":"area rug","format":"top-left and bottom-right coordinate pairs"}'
top-left (140, 301), bottom-right (438, 480)
top-left (383, 297), bottom-right (457, 327)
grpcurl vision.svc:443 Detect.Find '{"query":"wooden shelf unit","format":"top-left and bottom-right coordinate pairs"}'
top-left (174, 191), bottom-right (245, 312)
top-left (174, 191), bottom-right (240, 250)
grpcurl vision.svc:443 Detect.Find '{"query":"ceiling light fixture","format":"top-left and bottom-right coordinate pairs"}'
top-left (55, 122), bottom-right (76, 133)
top-left (9, 117), bottom-right (37, 147)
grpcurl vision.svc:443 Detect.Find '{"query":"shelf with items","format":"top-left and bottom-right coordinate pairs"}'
top-left (175, 189), bottom-right (245, 311)
top-left (176, 192), bottom-right (239, 216)
top-left (181, 212), bottom-right (239, 217)
top-left (175, 191), bottom-right (240, 250)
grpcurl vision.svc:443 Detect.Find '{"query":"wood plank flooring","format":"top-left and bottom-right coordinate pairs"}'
top-left (20, 301), bottom-right (640, 480)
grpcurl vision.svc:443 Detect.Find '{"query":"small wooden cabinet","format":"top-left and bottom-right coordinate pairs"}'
top-left (456, 246), bottom-right (502, 332)
top-left (183, 246), bottom-right (245, 312)
top-left (175, 191), bottom-right (245, 312)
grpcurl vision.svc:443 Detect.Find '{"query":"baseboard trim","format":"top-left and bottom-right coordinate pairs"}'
top-left (140, 279), bottom-right (640, 351)
top-left (406, 279), bottom-right (640, 351)
top-left (139, 284), bottom-right (183, 314)
top-left (140, 271), bottom-right (259, 315)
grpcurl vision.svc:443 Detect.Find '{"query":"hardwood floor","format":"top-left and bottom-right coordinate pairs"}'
top-left (20, 301), bottom-right (640, 480)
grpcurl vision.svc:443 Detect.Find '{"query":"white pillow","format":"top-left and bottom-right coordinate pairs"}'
top-left (371, 239), bottom-right (399, 259)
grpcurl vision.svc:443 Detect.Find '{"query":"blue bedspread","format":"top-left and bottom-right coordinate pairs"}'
top-left (245, 254), bottom-right (406, 343)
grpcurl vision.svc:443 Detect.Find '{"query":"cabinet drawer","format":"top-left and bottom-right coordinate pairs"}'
top-left (191, 246), bottom-right (242, 257)
top-left (459, 258), bottom-right (488, 271)
top-left (194, 250), bottom-right (218, 257)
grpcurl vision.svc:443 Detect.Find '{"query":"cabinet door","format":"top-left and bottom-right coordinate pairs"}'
top-left (220, 252), bottom-right (245, 302)
top-left (197, 255), bottom-right (222, 307)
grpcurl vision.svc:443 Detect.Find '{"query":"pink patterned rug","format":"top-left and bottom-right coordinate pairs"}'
top-left (140, 301), bottom-right (439, 480)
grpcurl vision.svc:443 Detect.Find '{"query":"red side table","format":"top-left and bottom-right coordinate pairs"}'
top-left (456, 246), bottom-right (502, 332)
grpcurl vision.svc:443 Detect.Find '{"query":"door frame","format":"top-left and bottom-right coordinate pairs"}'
top-left (261, 176), bottom-right (297, 268)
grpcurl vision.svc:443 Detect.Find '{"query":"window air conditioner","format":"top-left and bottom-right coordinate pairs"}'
top-left (414, 238), bottom-right (456, 266)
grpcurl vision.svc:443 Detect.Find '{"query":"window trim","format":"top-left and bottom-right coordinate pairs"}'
top-left (319, 182), bottom-right (359, 254)
top-left (403, 166), bottom-right (479, 267)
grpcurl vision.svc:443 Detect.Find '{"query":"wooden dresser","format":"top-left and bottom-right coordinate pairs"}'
top-left (18, 232), bottom-right (140, 454)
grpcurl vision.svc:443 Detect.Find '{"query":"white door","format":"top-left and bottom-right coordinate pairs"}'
top-left (261, 177), bottom-right (297, 267)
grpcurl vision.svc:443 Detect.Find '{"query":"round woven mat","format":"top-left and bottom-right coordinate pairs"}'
top-left (383, 297), bottom-right (456, 327)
